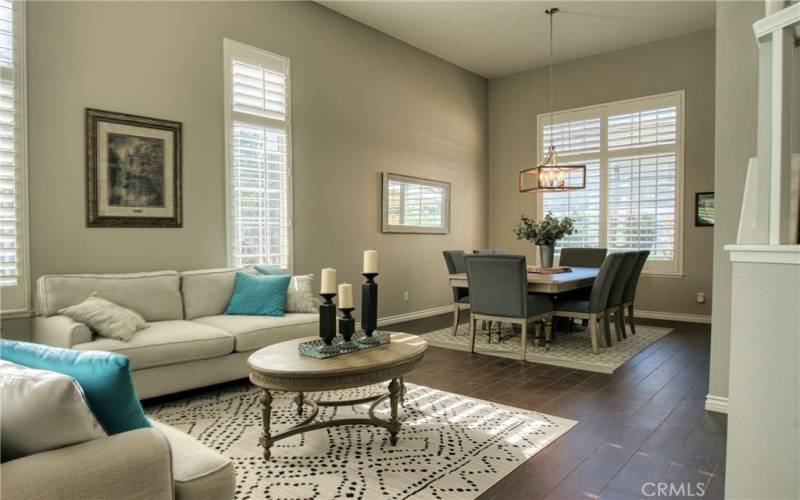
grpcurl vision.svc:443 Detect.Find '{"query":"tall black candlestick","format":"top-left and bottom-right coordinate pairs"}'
top-left (361, 273), bottom-right (378, 337)
top-left (319, 293), bottom-right (337, 346)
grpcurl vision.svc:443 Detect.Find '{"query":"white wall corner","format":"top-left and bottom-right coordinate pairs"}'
top-left (705, 394), bottom-right (729, 414)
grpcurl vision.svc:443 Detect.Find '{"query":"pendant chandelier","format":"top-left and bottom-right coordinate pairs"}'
top-left (519, 7), bottom-right (586, 193)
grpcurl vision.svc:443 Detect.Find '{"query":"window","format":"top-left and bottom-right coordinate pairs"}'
top-left (382, 173), bottom-right (450, 234)
top-left (0, 0), bottom-right (28, 314)
top-left (224, 39), bottom-right (292, 270)
top-left (539, 92), bottom-right (684, 275)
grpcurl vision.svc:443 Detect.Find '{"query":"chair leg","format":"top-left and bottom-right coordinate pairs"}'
top-left (617, 305), bottom-right (627, 339)
top-left (601, 313), bottom-right (612, 347)
top-left (588, 313), bottom-right (599, 354)
top-left (544, 318), bottom-right (553, 351)
top-left (469, 315), bottom-right (477, 353)
top-left (613, 309), bottom-right (623, 341)
top-left (452, 304), bottom-right (460, 336)
top-left (627, 304), bottom-right (637, 335)
top-left (603, 313), bottom-right (613, 346)
top-left (520, 321), bottom-right (528, 360)
top-left (534, 321), bottom-right (542, 347)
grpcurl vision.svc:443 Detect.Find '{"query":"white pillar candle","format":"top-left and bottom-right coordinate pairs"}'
top-left (363, 249), bottom-right (378, 274)
top-left (338, 283), bottom-right (353, 308)
top-left (320, 268), bottom-right (336, 294)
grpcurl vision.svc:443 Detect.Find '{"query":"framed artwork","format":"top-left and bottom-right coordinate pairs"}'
top-left (695, 191), bottom-right (715, 227)
top-left (86, 109), bottom-right (182, 227)
top-left (381, 173), bottom-right (450, 234)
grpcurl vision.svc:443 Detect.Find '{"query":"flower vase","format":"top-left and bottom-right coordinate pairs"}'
top-left (539, 244), bottom-right (555, 268)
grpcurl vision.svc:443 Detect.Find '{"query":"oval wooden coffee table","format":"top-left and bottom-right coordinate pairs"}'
top-left (247, 332), bottom-right (427, 460)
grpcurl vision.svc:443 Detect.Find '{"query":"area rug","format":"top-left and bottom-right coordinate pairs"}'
top-left (147, 383), bottom-right (576, 500)
top-left (421, 323), bottom-right (672, 373)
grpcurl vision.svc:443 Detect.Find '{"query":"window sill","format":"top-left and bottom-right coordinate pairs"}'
top-left (641, 271), bottom-right (685, 279)
top-left (0, 309), bottom-right (34, 320)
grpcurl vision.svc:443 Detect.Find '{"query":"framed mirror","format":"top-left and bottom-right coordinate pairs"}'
top-left (381, 173), bottom-right (450, 234)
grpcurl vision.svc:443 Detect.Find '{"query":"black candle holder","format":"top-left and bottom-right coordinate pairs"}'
top-left (338, 307), bottom-right (355, 342)
top-left (319, 292), bottom-right (337, 347)
top-left (360, 273), bottom-right (379, 345)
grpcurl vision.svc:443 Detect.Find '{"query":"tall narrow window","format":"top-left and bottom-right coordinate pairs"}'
top-left (224, 40), bottom-right (292, 270)
top-left (539, 92), bottom-right (684, 275)
top-left (0, 0), bottom-right (28, 314)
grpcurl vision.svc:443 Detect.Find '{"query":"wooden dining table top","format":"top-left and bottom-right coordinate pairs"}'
top-left (448, 266), bottom-right (599, 294)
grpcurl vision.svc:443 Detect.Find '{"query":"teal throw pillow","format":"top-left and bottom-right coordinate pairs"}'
top-left (253, 264), bottom-right (288, 276)
top-left (226, 272), bottom-right (290, 316)
top-left (0, 339), bottom-right (150, 435)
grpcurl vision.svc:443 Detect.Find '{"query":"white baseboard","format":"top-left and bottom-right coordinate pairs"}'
top-left (353, 305), bottom-right (453, 331)
top-left (636, 309), bottom-right (712, 324)
top-left (705, 394), bottom-right (729, 414)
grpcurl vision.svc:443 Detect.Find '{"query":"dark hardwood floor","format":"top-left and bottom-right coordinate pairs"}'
top-left (391, 313), bottom-right (726, 500)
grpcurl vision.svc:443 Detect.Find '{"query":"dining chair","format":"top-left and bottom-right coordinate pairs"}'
top-left (621, 250), bottom-right (650, 335)
top-left (559, 248), bottom-right (608, 268)
top-left (552, 253), bottom-right (624, 354)
top-left (605, 252), bottom-right (640, 341)
top-left (473, 248), bottom-right (507, 254)
top-left (442, 250), bottom-right (470, 336)
top-left (464, 255), bottom-right (553, 360)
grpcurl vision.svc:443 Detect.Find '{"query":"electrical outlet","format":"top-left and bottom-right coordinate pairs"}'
top-left (696, 292), bottom-right (706, 304)
top-left (403, 291), bottom-right (409, 302)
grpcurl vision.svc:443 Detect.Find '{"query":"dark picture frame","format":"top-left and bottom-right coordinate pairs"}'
top-left (86, 108), bottom-right (182, 227)
top-left (695, 191), bottom-right (715, 227)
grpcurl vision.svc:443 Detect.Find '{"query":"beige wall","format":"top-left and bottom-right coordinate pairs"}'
top-left (11, 1), bottom-right (488, 339)
top-left (488, 29), bottom-right (715, 318)
top-left (708, 2), bottom-right (762, 401)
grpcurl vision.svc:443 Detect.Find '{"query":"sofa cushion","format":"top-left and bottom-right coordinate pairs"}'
top-left (180, 268), bottom-right (257, 321)
top-left (0, 340), bottom-right (150, 436)
top-left (36, 271), bottom-right (183, 322)
top-left (192, 314), bottom-right (318, 352)
top-left (149, 419), bottom-right (235, 500)
top-left (58, 293), bottom-right (147, 342)
top-left (0, 360), bottom-right (106, 461)
top-left (74, 321), bottom-right (234, 371)
top-left (225, 273), bottom-right (290, 317)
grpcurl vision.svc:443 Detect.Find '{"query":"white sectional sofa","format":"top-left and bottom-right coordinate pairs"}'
top-left (33, 268), bottom-right (318, 399)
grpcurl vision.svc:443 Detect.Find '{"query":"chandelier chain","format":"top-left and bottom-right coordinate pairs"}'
top-left (548, 7), bottom-right (555, 144)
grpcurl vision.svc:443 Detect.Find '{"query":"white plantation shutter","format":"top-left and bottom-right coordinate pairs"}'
top-left (538, 92), bottom-right (683, 274)
top-left (0, 0), bottom-right (28, 313)
top-left (224, 40), bottom-right (292, 270)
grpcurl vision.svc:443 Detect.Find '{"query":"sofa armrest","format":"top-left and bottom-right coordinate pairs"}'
top-left (33, 315), bottom-right (92, 347)
top-left (0, 428), bottom-right (174, 500)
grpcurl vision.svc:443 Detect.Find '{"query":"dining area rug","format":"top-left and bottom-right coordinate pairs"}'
top-left (147, 382), bottom-right (576, 500)
top-left (420, 323), bottom-right (672, 373)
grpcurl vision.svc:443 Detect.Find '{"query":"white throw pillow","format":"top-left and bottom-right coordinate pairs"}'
top-left (0, 360), bottom-right (106, 462)
top-left (58, 293), bottom-right (147, 342)
top-left (285, 274), bottom-right (318, 313)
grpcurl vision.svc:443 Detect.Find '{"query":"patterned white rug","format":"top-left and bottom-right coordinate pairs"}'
top-left (148, 383), bottom-right (576, 500)
top-left (421, 323), bottom-right (672, 373)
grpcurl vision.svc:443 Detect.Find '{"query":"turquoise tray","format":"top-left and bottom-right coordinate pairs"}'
top-left (298, 331), bottom-right (392, 359)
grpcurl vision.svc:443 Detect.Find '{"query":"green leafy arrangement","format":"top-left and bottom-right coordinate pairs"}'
top-left (513, 213), bottom-right (575, 246)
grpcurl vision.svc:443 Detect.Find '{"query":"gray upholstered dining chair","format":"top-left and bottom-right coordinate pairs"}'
top-left (559, 248), bottom-right (607, 268)
top-left (443, 250), bottom-right (470, 336)
top-left (605, 252), bottom-right (640, 341)
top-left (552, 253), bottom-right (624, 354)
top-left (473, 248), bottom-right (507, 254)
top-left (464, 255), bottom-right (553, 360)
top-left (621, 250), bottom-right (650, 335)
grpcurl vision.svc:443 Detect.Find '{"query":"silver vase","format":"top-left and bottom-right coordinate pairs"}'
top-left (539, 245), bottom-right (555, 268)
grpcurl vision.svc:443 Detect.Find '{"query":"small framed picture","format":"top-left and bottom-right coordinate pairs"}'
top-left (86, 109), bottom-right (182, 227)
top-left (695, 191), bottom-right (715, 227)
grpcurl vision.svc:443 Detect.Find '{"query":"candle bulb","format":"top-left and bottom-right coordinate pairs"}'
top-left (320, 268), bottom-right (336, 294)
top-left (363, 250), bottom-right (378, 274)
top-left (338, 283), bottom-right (353, 308)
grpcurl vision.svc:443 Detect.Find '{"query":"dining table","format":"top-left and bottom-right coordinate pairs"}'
top-left (447, 266), bottom-right (601, 348)
top-left (447, 266), bottom-right (600, 294)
